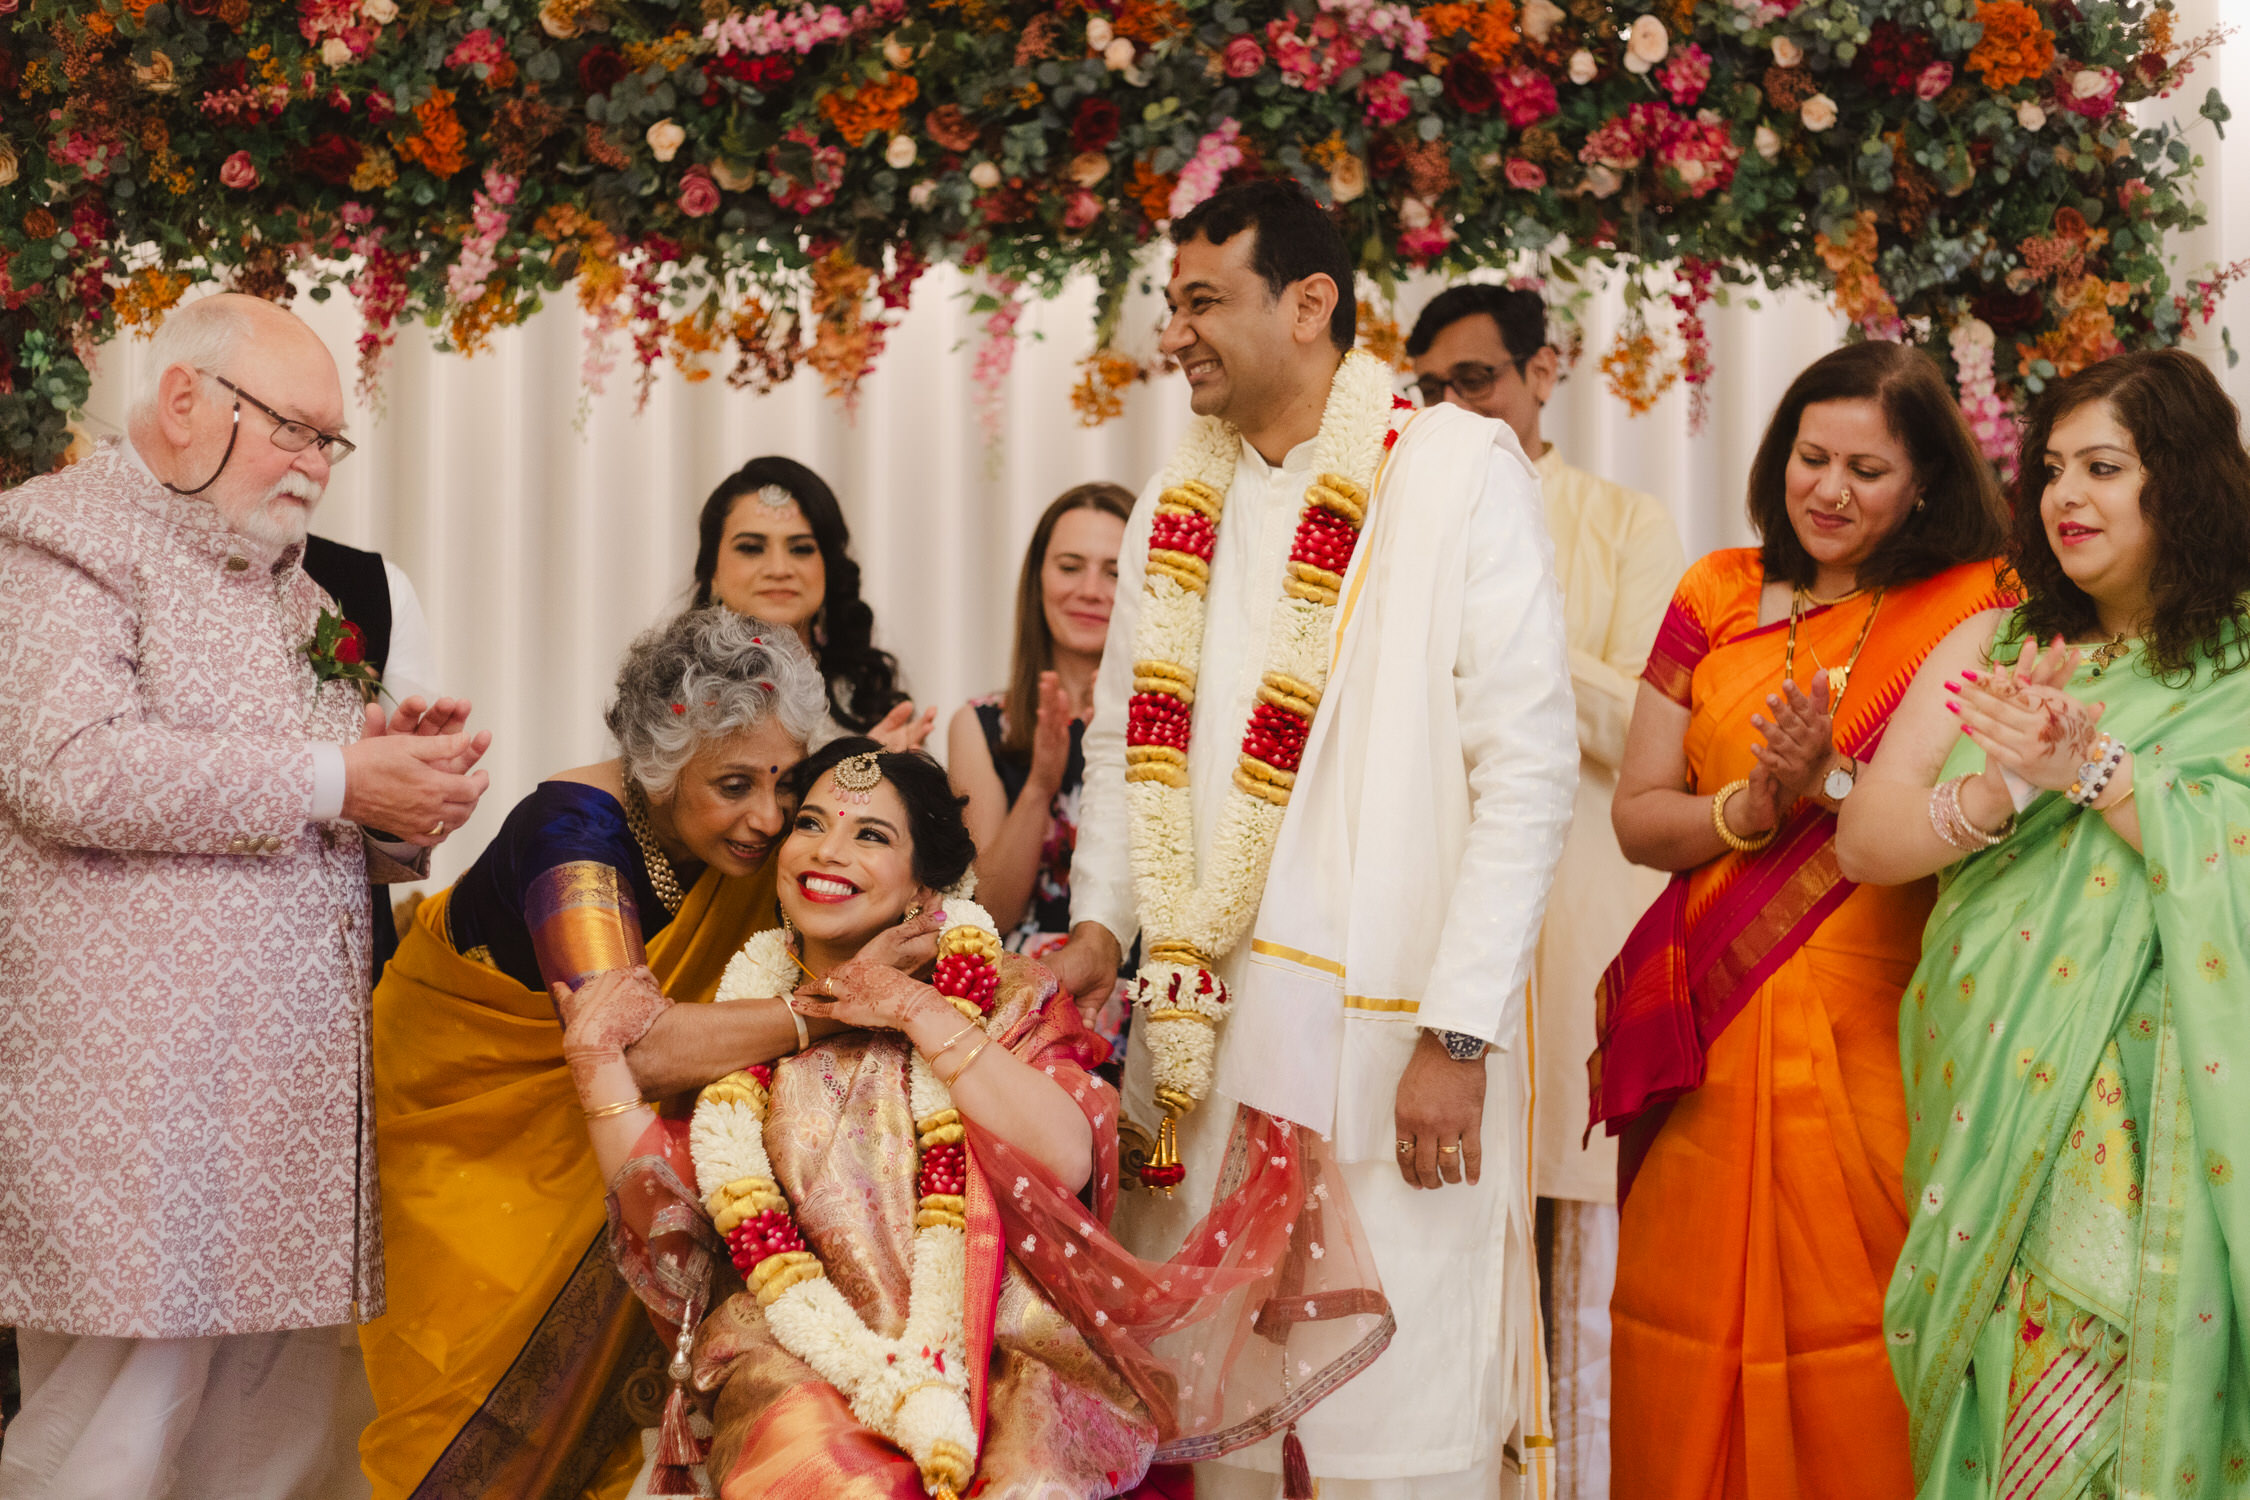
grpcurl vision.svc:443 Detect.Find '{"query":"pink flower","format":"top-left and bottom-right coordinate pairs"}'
top-left (1915, 61), bottom-right (1953, 100)
top-left (1656, 43), bottom-right (1711, 106)
top-left (445, 27), bottom-right (509, 71)
top-left (677, 165), bottom-right (721, 217)
top-left (1496, 66), bottom-right (1559, 127)
top-left (1062, 188), bottom-right (1102, 230)
top-left (220, 150), bottom-right (259, 189)
top-left (2119, 178), bottom-right (2153, 209)
top-left (1168, 119), bottom-right (1244, 220)
top-left (1359, 69), bottom-right (1412, 125)
top-left (2063, 66), bottom-right (2122, 118)
top-left (1222, 35), bottom-right (1265, 78)
top-left (1399, 221), bottom-right (1454, 265)
top-left (1504, 158), bottom-right (1547, 190)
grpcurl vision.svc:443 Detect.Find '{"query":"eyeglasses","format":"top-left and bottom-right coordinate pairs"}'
top-left (209, 374), bottom-right (357, 464)
top-left (1411, 359), bottom-right (1527, 408)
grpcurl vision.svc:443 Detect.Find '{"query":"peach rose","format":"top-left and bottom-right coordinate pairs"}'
top-left (220, 150), bottom-right (258, 189)
top-left (646, 118), bottom-right (685, 162)
top-left (1800, 93), bottom-right (1838, 131)
top-left (677, 165), bottom-right (720, 217)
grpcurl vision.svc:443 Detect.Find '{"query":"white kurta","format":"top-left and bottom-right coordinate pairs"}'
top-left (1074, 407), bottom-right (1576, 1488)
top-left (1528, 447), bottom-right (1683, 1205)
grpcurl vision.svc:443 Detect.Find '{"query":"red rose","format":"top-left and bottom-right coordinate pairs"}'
top-left (677, 164), bottom-right (720, 217)
top-left (290, 132), bottom-right (364, 186)
top-left (1061, 188), bottom-right (1101, 230)
top-left (1369, 135), bottom-right (1405, 177)
top-left (1972, 287), bottom-right (2046, 334)
top-left (1442, 55), bottom-right (1497, 113)
top-left (1070, 97), bottom-right (1120, 152)
top-left (577, 45), bottom-right (628, 98)
top-left (1504, 157), bottom-right (1547, 190)
top-left (219, 151), bottom-right (259, 190)
top-left (335, 623), bottom-right (365, 665)
top-left (2132, 51), bottom-right (2169, 87)
top-left (1221, 36), bottom-right (1265, 78)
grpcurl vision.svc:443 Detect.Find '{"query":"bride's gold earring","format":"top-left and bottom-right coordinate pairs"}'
top-left (903, 903), bottom-right (923, 924)
top-left (782, 912), bottom-right (797, 940)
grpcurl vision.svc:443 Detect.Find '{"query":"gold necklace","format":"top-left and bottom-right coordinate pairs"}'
top-left (1784, 587), bottom-right (1886, 703)
top-left (621, 783), bottom-right (687, 916)
top-left (1800, 583), bottom-right (1867, 609)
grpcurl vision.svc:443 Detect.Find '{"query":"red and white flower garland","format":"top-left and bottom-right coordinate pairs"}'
top-left (691, 903), bottom-right (1004, 1500)
top-left (1123, 350), bottom-right (1406, 1189)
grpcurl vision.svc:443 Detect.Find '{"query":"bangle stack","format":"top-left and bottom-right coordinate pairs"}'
top-left (583, 1097), bottom-right (648, 1122)
top-left (1930, 775), bottom-right (2014, 852)
top-left (2068, 735), bottom-right (2128, 809)
top-left (1710, 779), bottom-right (1777, 854)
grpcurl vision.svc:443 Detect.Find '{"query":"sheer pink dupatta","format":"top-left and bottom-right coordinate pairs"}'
top-left (967, 976), bottom-right (1393, 1465)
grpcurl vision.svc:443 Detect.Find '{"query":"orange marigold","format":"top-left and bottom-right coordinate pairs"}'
top-left (1422, 0), bottom-right (1518, 66)
top-left (2016, 275), bottom-right (2130, 380)
top-left (1815, 209), bottom-right (1901, 335)
top-left (1113, 0), bottom-right (1188, 45)
top-left (1128, 159), bottom-right (1176, 221)
top-left (1966, 1), bottom-right (2055, 91)
top-left (817, 71), bottom-right (919, 148)
top-left (113, 267), bottom-right (194, 333)
top-left (1357, 298), bottom-right (1409, 370)
top-left (1600, 327), bottom-right (1675, 417)
top-left (398, 88), bottom-right (468, 178)
top-left (1070, 349), bottom-right (1144, 426)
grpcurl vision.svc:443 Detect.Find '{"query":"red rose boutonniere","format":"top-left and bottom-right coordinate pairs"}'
top-left (304, 607), bottom-right (387, 704)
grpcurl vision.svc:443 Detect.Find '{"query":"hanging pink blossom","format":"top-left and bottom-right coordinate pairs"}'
top-left (971, 278), bottom-right (1024, 445)
top-left (445, 166), bottom-right (518, 308)
top-left (704, 0), bottom-right (904, 58)
top-left (1168, 119), bottom-right (1244, 221)
top-left (1949, 318), bottom-right (2018, 473)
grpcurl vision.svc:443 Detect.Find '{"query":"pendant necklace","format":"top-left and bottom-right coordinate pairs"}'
top-left (2087, 630), bottom-right (2133, 676)
top-left (1784, 586), bottom-right (1886, 705)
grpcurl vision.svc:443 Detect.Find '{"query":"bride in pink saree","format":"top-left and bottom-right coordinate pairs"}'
top-left (557, 738), bottom-right (1392, 1499)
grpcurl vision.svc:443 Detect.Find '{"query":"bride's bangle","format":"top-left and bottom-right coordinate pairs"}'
top-left (776, 995), bottom-right (809, 1053)
top-left (923, 1018), bottom-right (979, 1061)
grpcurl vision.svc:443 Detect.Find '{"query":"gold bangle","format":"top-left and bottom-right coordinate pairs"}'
top-left (2098, 783), bottom-right (2138, 815)
top-left (778, 995), bottom-right (810, 1053)
top-left (938, 1037), bottom-right (992, 1089)
top-left (924, 1018), bottom-right (980, 1062)
top-left (583, 1098), bottom-right (648, 1121)
top-left (1710, 778), bottom-right (1777, 854)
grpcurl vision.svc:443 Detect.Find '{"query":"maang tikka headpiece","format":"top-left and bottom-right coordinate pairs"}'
top-left (754, 483), bottom-right (795, 510)
top-left (833, 752), bottom-right (883, 806)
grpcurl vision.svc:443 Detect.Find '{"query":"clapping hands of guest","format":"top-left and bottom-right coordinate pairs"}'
top-left (342, 697), bottom-right (493, 847)
top-left (868, 700), bottom-right (939, 754)
top-left (1945, 637), bottom-right (2104, 793)
top-left (1023, 671), bottom-right (1077, 803)
top-left (1740, 670), bottom-right (1836, 832)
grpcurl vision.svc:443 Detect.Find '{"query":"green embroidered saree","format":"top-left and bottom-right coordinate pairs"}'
top-left (1889, 618), bottom-right (2250, 1499)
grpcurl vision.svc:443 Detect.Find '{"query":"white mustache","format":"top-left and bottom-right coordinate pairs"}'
top-left (268, 471), bottom-right (324, 508)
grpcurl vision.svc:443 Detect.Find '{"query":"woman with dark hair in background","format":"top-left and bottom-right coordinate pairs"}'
top-left (946, 483), bottom-right (1134, 1051)
top-left (1598, 341), bottom-right (2013, 1500)
top-left (1838, 349), bottom-right (2250, 1495)
top-left (693, 455), bottom-right (935, 751)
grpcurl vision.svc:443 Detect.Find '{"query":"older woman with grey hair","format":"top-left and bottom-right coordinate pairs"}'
top-left (357, 607), bottom-right (945, 1499)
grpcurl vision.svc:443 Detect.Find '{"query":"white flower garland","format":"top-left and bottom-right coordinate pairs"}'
top-left (690, 899), bottom-right (1002, 1500)
top-left (1123, 350), bottom-right (1401, 1187)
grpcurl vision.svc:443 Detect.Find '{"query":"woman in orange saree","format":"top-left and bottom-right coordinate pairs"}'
top-left (1596, 343), bottom-right (2012, 1500)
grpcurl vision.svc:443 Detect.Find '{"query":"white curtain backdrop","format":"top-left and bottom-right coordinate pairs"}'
top-left (77, 0), bottom-right (2247, 890)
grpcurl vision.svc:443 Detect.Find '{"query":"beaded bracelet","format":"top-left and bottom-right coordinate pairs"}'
top-left (1930, 775), bottom-right (2013, 852)
top-left (2067, 734), bottom-right (2128, 808)
top-left (1710, 778), bottom-right (1777, 854)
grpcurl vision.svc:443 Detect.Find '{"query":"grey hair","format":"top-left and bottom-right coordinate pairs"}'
top-left (606, 607), bottom-right (831, 799)
top-left (129, 295), bottom-right (254, 424)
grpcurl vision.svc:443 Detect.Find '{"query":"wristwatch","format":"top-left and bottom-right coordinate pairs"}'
top-left (1823, 755), bottom-right (1860, 803)
top-left (1428, 1028), bottom-right (1488, 1061)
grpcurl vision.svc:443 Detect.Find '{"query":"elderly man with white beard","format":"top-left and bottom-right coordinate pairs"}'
top-left (0, 293), bottom-right (492, 1500)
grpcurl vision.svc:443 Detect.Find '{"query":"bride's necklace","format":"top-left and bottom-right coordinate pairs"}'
top-left (1784, 586), bottom-right (1885, 703)
top-left (622, 783), bottom-right (687, 915)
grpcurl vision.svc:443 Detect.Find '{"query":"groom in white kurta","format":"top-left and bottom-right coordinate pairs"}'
top-left (1052, 182), bottom-right (1576, 1497)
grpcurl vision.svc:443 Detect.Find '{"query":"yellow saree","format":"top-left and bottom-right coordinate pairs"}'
top-left (357, 862), bottom-right (775, 1499)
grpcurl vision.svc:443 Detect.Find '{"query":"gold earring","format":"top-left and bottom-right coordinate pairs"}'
top-left (782, 911), bottom-right (797, 940)
top-left (903, 903), bottom-right (923, 924)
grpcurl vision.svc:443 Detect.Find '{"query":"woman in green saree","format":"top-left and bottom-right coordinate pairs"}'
top-left (1836, 348), bottom-right (2250, 1497)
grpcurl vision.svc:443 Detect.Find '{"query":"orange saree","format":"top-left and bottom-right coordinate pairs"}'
top-left (1592, 550), bottom-right (2011, 1500)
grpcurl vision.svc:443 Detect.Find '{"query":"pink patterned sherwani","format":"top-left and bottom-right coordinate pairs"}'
top-left (0, 440), bottom-right (410, 1340)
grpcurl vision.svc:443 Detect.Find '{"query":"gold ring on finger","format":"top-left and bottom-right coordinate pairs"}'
top-left (427, 821), bottom-right (445, 838)
top-left (1396, 1139), bottom-right (1413, 1152)
top-left (1438, 1143), bottom-right (1460, 1154)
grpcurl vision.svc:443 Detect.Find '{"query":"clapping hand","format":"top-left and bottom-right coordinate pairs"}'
top-left (1025, 671), bottom-right (1077, 801)
top-left (1739, 671), bottom-right (1835, 830)
top-left (1948, 637), bottom-right (2105, 793)
top-left (868, 701), bottom-right (939, 754)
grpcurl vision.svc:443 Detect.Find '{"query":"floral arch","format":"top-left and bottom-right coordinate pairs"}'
top-left (0, 0), bottom-right (2233, 484)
